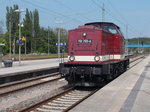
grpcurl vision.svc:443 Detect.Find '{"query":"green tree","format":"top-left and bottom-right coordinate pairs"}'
top-left (54, 28), bottom-right (68, 53)
top-left (22, 9), bottom-right (33, 53)
top-left (33, 9), bottom-right (40, 52)
top-left (37, 27), bottom-right (57, 53)
top-left (6, 5), bottom-right (19, 33)
top-left (6, 5), bottom-right (19, 54)
top-left (4, 5), bottom-right (68, 55)
top-left (0, 21), bottom-right (4, 34)
top-left (50, 30), bottom-right (58, 53)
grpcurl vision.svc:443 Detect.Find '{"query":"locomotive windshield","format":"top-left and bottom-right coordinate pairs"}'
top-left (108, 26), bottom-right (117, 34)
top-left (85, 22), bottom-right (120, 34)
top-left (102, 25), bottom-right (118, 34)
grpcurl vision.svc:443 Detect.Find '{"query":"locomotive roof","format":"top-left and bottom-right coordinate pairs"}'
top-left (85, 22), bottom-right (120, 29)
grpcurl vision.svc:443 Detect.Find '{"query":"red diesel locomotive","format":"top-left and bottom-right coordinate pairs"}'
top-left (60, 22), bottom-right (129, 86)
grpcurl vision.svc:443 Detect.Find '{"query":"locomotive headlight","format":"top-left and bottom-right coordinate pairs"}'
top-left (69, 56), bottom-right (75, 61)
top-left (94, 56), bottom-right (100, 62)
top-left (83, 32), bottom-right (87, 37)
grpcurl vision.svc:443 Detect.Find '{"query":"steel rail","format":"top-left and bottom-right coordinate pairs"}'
top-left (64, 89), bottom-right (98, 112)
top-left (19, 55), bottom-right (146, 111)
top-left (129, 55), bottom-right (145, 69)
top-left (0, 55), bottom-right (145, 111)
top-left (20, 88), bottom-right (98, 112)
top-left (0, 73), bottom-right (63, 96)
top-left (0, 72), bottom-right (59, 88)
top-left (130, 55), bottom-right (145, 63)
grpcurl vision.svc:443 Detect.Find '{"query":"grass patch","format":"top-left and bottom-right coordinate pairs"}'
top-left (2, 53), bottom-right (67, 61)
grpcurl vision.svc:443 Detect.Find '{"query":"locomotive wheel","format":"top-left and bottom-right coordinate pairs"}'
top-left (119, 63), bottom-right (124, 73)
top-left (105, 66), bottom-right (113, 81)
top-left (114, 67), bottom-right (119, 78)
top-left (106, 74), bottom-right (112, 81)
top-left (124, 62), bottom-right (128, 71)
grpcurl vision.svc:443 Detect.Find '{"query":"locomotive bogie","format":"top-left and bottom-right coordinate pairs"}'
top-left (60, 58), bottom-right (129, 86)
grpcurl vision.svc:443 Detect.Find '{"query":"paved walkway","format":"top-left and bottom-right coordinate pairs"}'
top-left (70, 55), bottom-right (150, 112)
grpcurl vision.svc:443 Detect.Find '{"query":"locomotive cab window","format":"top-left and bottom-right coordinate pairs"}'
top-left (102, 25), bottom-right (118, 34)
top-left (108, 25), bottom-right (118, 34)
top-left (102, 25), bottom-right (109, 32)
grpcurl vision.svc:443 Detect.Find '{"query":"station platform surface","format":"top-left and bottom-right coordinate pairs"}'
top-left (70, 55), bottom-right (150, 112)
top-left (0, 58), bottom-right (66, 76)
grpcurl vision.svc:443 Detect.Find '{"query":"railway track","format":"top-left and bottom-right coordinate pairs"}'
top-left (129, 55), bottom-right (145, 63)
top-left (0, 72), bottom-right (62, 96)
top-left (129, 55), bottom-right (145, 68)
top-left (0, 55), bottom-right (146, 111)
top-left (19, 55), bottom-right (145, 112)
top-left (21, 87), bottom-right (98, 112)
top-left (17, 55), bottom-right (145, 112)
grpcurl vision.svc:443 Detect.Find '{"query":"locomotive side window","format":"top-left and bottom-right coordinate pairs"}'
top-left (102, 25), bottom-right (118, 34)
top-left (108, 25), bottom-right (117, 34)
top-left (102, 25), bottom-right (108, 31)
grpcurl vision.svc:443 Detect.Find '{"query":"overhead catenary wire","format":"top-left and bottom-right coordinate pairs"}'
top-left (20, 0), bottom-right (106, 30)
top-left (21, 0), bottom-right (84, 24)
top-left (107, 0), bottom-right (128, 23)
top-left (52, 0), bottom-right (94, 21)
top-left (107, 0), bottom-right (146, 37)
top-left (18, 0), bottom-right (147, 37)
top-left (91, 0), bottom-right (122, 25)
top-left (91, 0), bottom-right (145, 37)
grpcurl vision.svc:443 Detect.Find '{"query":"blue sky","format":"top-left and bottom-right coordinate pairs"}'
top-left (1, 0), bottom-right (150, 38)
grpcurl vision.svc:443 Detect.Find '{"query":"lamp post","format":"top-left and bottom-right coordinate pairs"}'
top-left (14, 9), bottom-right (25, 65)
top-left (56, 21), bottom-right (63, 63)
top-left (126, 24), bottom-right (128, 55)
top-left (138, 37), bottom-right (140, 53)
top-left (25, 35), bottom-right (27, 55)
top-left (9, 21), bottom-right (11, 58)
top-left (0, 43), bottom-right (5, 68)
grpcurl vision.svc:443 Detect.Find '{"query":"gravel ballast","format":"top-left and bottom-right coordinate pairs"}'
top-left (0, 79), bottom-right (68, 112)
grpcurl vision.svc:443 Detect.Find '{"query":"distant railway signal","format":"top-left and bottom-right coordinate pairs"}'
top-left (21, 36), bottom-right (26, 41)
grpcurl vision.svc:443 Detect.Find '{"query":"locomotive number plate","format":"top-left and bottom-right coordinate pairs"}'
top-left (77, 39), bottom-right (92, 43)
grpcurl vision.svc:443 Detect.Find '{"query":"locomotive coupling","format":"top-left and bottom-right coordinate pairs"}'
top-left (60, 67), bottom-right (69, 74)
top-left (92, 67), bottom-right (102, 75)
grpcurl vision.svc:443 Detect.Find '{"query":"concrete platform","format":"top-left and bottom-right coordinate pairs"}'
top-left (0, 58), bottom-right (67, 84)
top-left (0, 58), bottom-right (66, 76)
top-left (70, 55), bottom-right (150, 112)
